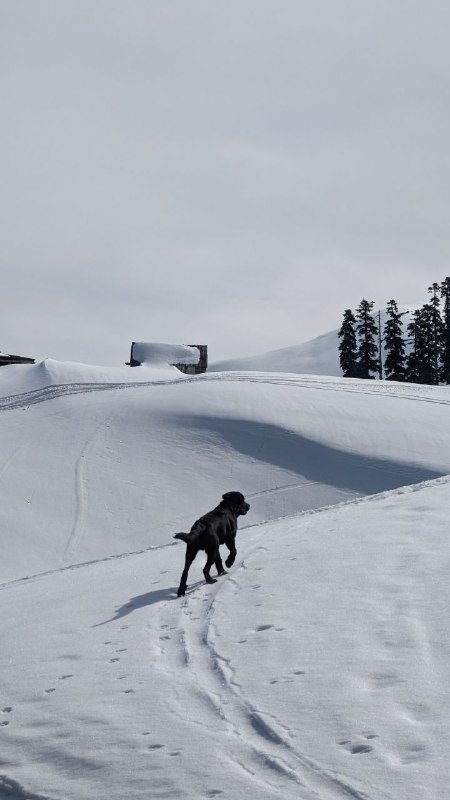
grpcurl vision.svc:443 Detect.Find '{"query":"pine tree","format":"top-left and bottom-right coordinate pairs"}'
top-left (427, 283), bottom-right (443, 384)
top-left (406, 305), bottom-right (438, 384)
top-left (405, 309), bottom-right (426, 383)
top-left (383, 299), bottom-right (406, 381)
top-left (338, 309), bottom-right (359, 377)
top-left (355, 299), bottom-right (379, 379)
top-left (440, 277), bottom-right (450, 383)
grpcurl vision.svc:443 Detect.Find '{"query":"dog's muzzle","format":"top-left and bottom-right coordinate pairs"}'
top-left (241, 502), bottom-right (250, 515)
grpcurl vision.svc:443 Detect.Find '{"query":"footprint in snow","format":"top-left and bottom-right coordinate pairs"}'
top-left (338, 739), bottom-right (373, 755)
top-left (57, 674), bottom-right (73, 680)
top-left (372, 670), bottom-right (403, 688)
top-left (44, 688), bottom-right (56, 694)
top-left (0, 721), bottom-right (9, 727)
top-left (400, 742), bottom-right (428, 764)
top-left (2, 707), bottom-right (12, 713)
top-left (109, 658), bottom-right (120, 663)
top-left (256, 624), bottom-right (274, 632)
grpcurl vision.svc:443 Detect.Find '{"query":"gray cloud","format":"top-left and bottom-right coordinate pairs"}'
top-left (2, 0), bottom-right (450, 365)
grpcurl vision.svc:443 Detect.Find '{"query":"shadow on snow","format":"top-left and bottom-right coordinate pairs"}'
top-left (176, 415), bottom-right (442, 496)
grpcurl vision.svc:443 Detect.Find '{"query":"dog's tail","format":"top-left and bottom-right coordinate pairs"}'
top-left (174, 532), bottom-right (190, 543)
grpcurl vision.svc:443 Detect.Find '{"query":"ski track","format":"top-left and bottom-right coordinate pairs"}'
top-left (62, 416), bottom-right (113, 562)
top-left (0, 446), bottom-right (26, 481)
top-left (1, 373), bottom-right (450, 414)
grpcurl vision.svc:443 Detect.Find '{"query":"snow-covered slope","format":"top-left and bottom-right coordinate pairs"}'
top-left (0, 355), bottom-right (449, 799)
top-left (0, 360), bottom-right (448, 581)
top-left (210, 329), bottom-right (341, 376)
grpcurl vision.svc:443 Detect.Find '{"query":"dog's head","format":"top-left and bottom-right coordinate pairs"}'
top-left (222, 491), bottom-right (250, 516)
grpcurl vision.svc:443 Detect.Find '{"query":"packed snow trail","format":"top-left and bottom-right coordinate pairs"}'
top-left (3, 370), bottom-right (450, 413)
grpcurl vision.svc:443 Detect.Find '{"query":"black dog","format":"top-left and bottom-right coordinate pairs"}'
top-left (174, 491), bottom-right (250, 597)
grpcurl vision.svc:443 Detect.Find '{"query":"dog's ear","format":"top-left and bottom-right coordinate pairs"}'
top-left (222, 491), bottom-right (244, 503)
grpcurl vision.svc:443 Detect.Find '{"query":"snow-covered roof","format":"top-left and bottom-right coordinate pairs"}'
top-left (130, 342), bottom-right (201, 367)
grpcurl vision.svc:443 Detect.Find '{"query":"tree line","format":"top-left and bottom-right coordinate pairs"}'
top-left (338, 277), bottom-right (450, 384)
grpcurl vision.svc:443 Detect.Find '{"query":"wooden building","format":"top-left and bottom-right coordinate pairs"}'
top-left (126, 342), bottom-right (207, 374)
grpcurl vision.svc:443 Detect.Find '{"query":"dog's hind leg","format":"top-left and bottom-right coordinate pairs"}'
top-left (215, 553), bottom-right (227, 577)
top-left (203, 547), bottom-right (219, 585)
top-left (177, 547), bottom-right (197, 597)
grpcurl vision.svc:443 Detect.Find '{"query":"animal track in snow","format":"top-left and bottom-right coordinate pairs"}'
top-left (0, 721), bottom-right (9, 727)
top-left (256, 624), bottom-right (274, 632)
top-left (371, 670), bottom-right (404, 688)
top-left (338, 731), bottom-right (378, 756)
top-left (57, 674), bottom-right (73, 680)
top-left (2, 707), bottom-right (12, 713)
top-left (400, 741), bottom-right (428, 764)
top-left (269, 670), bottom-right (305, 684)
top-left (338, 739), bottom-right (373, 755)
top-left (109, 658), bottom-right (120, 663)
top-left (44, 688), bottom-right (56, 694)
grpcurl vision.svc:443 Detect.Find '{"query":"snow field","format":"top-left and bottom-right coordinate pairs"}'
top-left (1, 358), bottom-right (450, 798)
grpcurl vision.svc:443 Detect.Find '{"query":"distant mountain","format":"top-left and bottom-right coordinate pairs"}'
top-left (210, 329), bottom-right (341, 376)
top-left (210, 305), bottom-right (419, 376)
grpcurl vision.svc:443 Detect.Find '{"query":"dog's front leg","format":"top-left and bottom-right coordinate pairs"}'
top-left (225, 546), bottom-right (237, 569)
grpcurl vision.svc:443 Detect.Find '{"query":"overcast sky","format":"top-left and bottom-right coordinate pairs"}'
top-left (2, 1), bottom-right (450, 366)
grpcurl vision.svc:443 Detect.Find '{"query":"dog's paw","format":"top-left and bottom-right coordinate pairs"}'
top-left (177, 589), bottom-right (186, 597)
top-left (225, 557), bottom-right (235, 568)
top-left (217, 569), bottom-right (227, 576)
top-left (204, 576), bottom-right (217, 584)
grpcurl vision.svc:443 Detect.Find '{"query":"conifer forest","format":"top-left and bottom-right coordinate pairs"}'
top-left (338, 278), bottom-right (450, 384)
